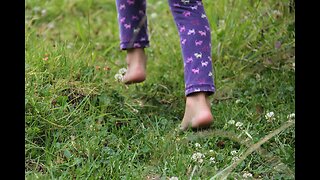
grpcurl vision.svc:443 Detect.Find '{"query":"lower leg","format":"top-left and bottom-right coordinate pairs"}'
top-left (167, 0), bottom-right (215, 130)
top-left (123, 48), bottom-right (147, 84)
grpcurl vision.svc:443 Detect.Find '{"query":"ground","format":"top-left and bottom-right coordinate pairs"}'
top-left (25, 0), bottom-right (295, 179)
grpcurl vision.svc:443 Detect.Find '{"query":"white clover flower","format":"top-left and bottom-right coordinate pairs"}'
top-left (67, 43), bottom-right (74, 49)
top-left (235, 99), bottom-right (241, 104)
top-left (265, 112), bottom-right (275, 121)
top-left (272, 10), bottom-right (282, 17)
top-left (287, 113), bottom-right (295, 120)
top-left (209, 157), bottom-right (216, 164)
top-left (118, 68), bottom-right (127, 74)
top-left (209, 149), bottom-right (214, 153)
top-left (230, 150), bottom-right (237, 156)
top-left (243, 172), bottom-right (253, 178)
top-left (156, 1), bottom-right (163, 6)
top-left (232, 156), bottom-right (240, 162)
top-left (198, 158), bottom-right (204, 164)
top-left (235, 122), bottom-right (243, 129)
top-left (191, 152), bottom-right (205, 164)
top-left (150, 13), bottom-right (158, 19)
top-left (228, 120), bottom-right (235, 125)
top-left (114, 73), bottom-right (123, 81)
top-left (292, 62), bottom-right (295, 71)
top-left (47, 22), bottom-right (55, 29)
top-left (41, 9), bottom-right (47, 16)
top-left (195, 143), bottom-right (201, 148)
top-left (169, 177), bottom-right (178, 180)
top-left (33, 6), bottom-right (41, 13)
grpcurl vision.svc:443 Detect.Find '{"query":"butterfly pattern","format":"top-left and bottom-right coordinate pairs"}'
top-left (116, 0), bottom-right (215, 96)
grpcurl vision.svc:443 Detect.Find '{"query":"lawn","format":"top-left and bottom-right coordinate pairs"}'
top-left (25, 0), bottom-right (295, 179)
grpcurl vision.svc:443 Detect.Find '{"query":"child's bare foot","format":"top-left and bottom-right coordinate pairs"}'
top-left (180, 92), bottom-right (213, 131)
top-left (123, 48), bottom-right (147, 84)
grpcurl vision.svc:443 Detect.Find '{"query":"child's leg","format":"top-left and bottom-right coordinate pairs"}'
top-left (115, 0), bottom-right (149, 84)
top-left (168, 0), bottom-right (215, 130)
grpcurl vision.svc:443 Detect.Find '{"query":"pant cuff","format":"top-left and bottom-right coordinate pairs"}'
top-left (120, 41), bottom-right (150, 50)
top-left (185, 84), bottom-right (215, 96)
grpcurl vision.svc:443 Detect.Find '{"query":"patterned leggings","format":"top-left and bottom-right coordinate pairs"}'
top-left (115, 0), bottom-right (215, 96)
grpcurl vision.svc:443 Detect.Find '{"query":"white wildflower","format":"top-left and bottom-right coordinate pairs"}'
top-left (230, 150), bottom-right (237, 156)
top-left (150, 13), bottom-right (158, 19)
top-left (198, 158), bottom-right (204, 164)
top-left (272, 10), bottom-right (282, 17)
top-left (235, 122), bottom-right (243, 129)
top-left (195, 143), bottom-right (201, 148)
top-left (287, 113), bottom-right (295, 120)
top-left (228, 120), bottom-right (235, 125)
top-left (169, 177), bottom-right (178, 180)
top-left (292, 62), bottom-right (295, 71)
top-left (41, 9), bottom-right (47, 16)
top-left (232, 156), bottom-right (240, 162)
top-left (33, 6), bottom-right (41, 13)
top-left (243, 172), bottom-right (253, 178)
top-left (235, 99), bottom-right (241, 104)
top-left (265, 111), bottom-right (275, 121)
top-left (118, 68), bottom-right (127, 74)
top-left (209, 149), bottom-right (214, 153)
top-left (191, 152), bottom-right (205, 164)
top-left (209, 157), bottom-right (216, 164)
top-left (67, 43), bottom-right (74, 49)
top-left (114, 73), bottom-right (123, 81)
top-left (47, 22), bottom-right (55, 29)
top-left (156, 1), bottom-right (163, 6)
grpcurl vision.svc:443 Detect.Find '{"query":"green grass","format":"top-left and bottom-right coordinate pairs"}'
top-left (25, 0), bottom-right (295, 179)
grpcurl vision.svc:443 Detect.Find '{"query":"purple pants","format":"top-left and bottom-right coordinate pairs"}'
top-left (115, 0), bottom-right (215, 96)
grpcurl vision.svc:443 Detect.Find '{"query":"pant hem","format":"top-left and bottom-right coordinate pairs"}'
top-left (185, 84), bottom-right (215, 96)
top-left (120, 41), bottom-right (150, 50)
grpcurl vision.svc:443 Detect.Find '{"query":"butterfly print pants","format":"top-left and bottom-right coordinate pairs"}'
top-left (115, 0), bottom-right (215, 96)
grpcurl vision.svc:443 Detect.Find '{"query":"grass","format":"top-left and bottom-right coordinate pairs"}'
top-left (25, 0), bottom-right (295, 179)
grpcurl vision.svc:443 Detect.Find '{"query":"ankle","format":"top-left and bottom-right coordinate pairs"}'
top-left (127, 48), bottom-right (145, 57)
top-left (187, 92), bottom-right (208, 102)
